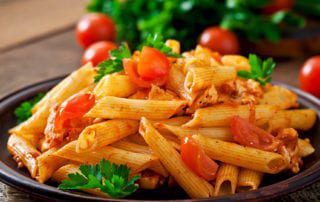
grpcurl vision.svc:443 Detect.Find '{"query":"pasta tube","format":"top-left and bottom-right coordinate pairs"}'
top-left (157, 124), bottom-right (232, 141)
top-left (85, 96), bottom-right (187, 120)
top-left (214, 163), bottom-right (239, 196)
top-left (259, 86), bottom-right (297, 110)
top-left (184, 66), bottom-right (236, 94)
top-left (36, 148), bottom-right (70, 183)
top-left (54, 141), bottom-right (157, 174)
top-left (93, 75), bottom-right (137, 99)
top-left (221, 55), bottom-right (250, 71)
top-left (193, 135), bottom-right (286, 174)
top-left (10, 64), bottom-right (96, 135)
top-left (52, 164), bottom-right (109, 198)
top-left (139, 117), bottom-right (214, 198)
top-left (166, 64), bottom-right (189, 100)
top-left (76, 120), bottom-right (139, 152)
top-left (269, 109), bottom-right (317, 131)
top-left (7, 134), bottom-right (40, 178)
top-left (298, 138), bottom-right (315, 157)
top-left (184, 105), bottom-right (276, 127)
top-left (150, 116), bottom-right (191, 126)
top-left (237, 169), bottom-right (263, 192)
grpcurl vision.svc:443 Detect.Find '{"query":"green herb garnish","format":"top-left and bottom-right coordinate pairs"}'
top-left (94, 43), bottom-right (132, 83)
top-left (58, 159), bottom-right (140, 198)
top-left (237, 54), bottom-right (276, 85)
top-left (14, 92), bottom-right (46, 123)
top-left (140, 34), bottom-right (182, 58)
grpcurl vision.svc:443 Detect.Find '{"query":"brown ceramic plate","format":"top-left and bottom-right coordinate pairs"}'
top-left (0, 76), bottom-right (319, 201)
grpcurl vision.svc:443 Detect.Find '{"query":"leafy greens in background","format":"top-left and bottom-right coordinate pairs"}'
top-left (14, 93), bottom-right (46, 123)
top-left (59, 159), bottom-right (140, 198)
top-left (87, 0), bottom-right (306, 50)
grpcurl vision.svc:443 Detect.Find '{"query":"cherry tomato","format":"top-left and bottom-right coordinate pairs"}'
top-left (76, 14), bottom-right (116, 48)
top-left (181, 135), bottom-right (219, 181)
top-left (137, 47), bottom-right (171, 80)
top-left (55, 93), bottom-right (95, 128)
top-left (82, 41), bottom-right (117, 66)
top-left (230, 116), bottom-right (280, 152)
top-left (263, 0), bottom-right (294, 14)
top-left (299, 56), bottom-right (320, 98)
top-left (123, 59), bottom-right (167, 88)
top-left (199, 27), bottom-right (239, 55)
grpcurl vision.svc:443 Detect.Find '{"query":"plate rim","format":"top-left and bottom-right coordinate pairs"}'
top-left (0, 77), bottom-right (319, 202)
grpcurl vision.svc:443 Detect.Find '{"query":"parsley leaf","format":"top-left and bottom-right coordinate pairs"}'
top-left (14, 92), bottom-right (46, 123)
top-left (237, 54), bottom-right (276, 86)
top-left (58, 159), bottom-right (140, 198)
top-left (140, 34), bottom-right (182, 58)
top-left (94, 43), bottom-right (132, 83)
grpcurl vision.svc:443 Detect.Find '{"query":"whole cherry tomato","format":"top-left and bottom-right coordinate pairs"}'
top-left (263, 0), bottom-right (294, 14)
top-left (82, 41), bottom-right (118, 66)
top-left (181, 135), bottom-right (219, 181)
top-left (299, 56), bottom-right (320, 98)
top-left (199, 26), bottom-right (239, 55)
top-left (76, 14), bottom-right (116, 48)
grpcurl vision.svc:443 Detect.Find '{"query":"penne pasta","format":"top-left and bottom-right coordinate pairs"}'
top-left (157, 124), bottom-right (232, 141)
top-left (139, 172), bottom-right (163, 190)
top-left (259, 86), bottom-right (298, 110)
top-left (76, 120), bottom-right (139, 152)
top-left (10, 64), bottom-right (96, 136)
top-left (93, 75), bottom-right (137, 99)
top-left (269, 109), bottom-right (317, 131)
top-left (7, 134), bottom-right (40, 178)
top-left (112, 140), bottom-right (169, 177)
top-left (139, 117), bottom-right (214, 198)
top-left (184, 104), bottom-right (276, 127)
top-left (298, 138), bottom-right (315, 157)
top-left (192, 135), bottom-right (286, 174)
top-left (53, 141), bottom-right (157, 174)
top-left (166, 64), bottom-right (189, 100)
top-left (150, 116), bottom-right (191, 126)
top-left (85, 96), bottom-right (187, 120)
top-left (221, 55), bottom-right (250, 71)
top-left (184, 66), bottom-right (236, 94)
top-left (52, 164), bottom-right (109, 198)
top-left (36, 148), bottom-right (70, 183)
top-left (214, 163), bottom-right (239, 196)
top-left (237, 169), bottom-right (263, 192)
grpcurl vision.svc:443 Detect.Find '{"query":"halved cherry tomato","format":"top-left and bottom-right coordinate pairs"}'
top-left (137, 47), bottom-right (170, 80)
top-left (82, 41), bottom-right (118, 66)
top-left (181, 135), bottom-right (219, 181)
top-left (76, 14), bottom-right (116, 48)
top-left (123, 59), bottom-right (168, 88)
top-left (230, 116), bottom-right (280, 152)
top-left (263, 0), bottom-right (294, 14)
top-left (55, 93), bottom-right (95, 128)
top-left (199, 27), bottom-right (239, 55)
top-left (299, 56), bottom-right (320, 98)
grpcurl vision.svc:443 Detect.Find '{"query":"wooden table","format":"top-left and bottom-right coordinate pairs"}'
top-left (0, 1), bottom-right (319, 201)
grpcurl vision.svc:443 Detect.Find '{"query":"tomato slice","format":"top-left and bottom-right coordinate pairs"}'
top-left (123, 59), bottom-right (167, 88)
top-left (55, 93), bottom-right (95, 128)
top-left (181, 135), bottom-right (219, 181)
top-left (230, 116), bottom-right (280, 152)
top-left (137, 46), bottom-right (171, 80)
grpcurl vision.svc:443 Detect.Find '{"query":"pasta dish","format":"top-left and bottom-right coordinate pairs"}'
top-left (7, 35), bottom-right (317, 199)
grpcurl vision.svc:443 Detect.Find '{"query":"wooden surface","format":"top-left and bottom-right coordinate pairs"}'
top-left (0, 1), bottom-right (319, 201)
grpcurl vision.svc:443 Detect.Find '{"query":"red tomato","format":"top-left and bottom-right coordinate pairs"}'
top-left (123, 59), bottom-right (167, 88)
top-left (230, 116), bottom-right (280, 152)
top-left (76, 14), bottom-right (116, 48)
top-left (82, 41), bottom-right (117, 66)
top-left (263, 0), bottom-right (294, 14)
top-left (55, 93), bottom-right (95, 128)
top-left (299, 56), bottom-right (320, 98)
top-left (199, 27), bottom-right (239, 55)
top-left (137, 47), bottom-right (171, 80)
top-left (181, 135), bottom-right (219, 181)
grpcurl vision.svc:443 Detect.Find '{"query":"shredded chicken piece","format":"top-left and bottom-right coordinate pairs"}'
top-left (218, 79), bottom-right (263, 105)
top-left (187, 85), bottom-right (218, 113)
top-left (276, 128), bottom-right (301, 173)
top-left (148, 85), bottom-right (179, 100)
